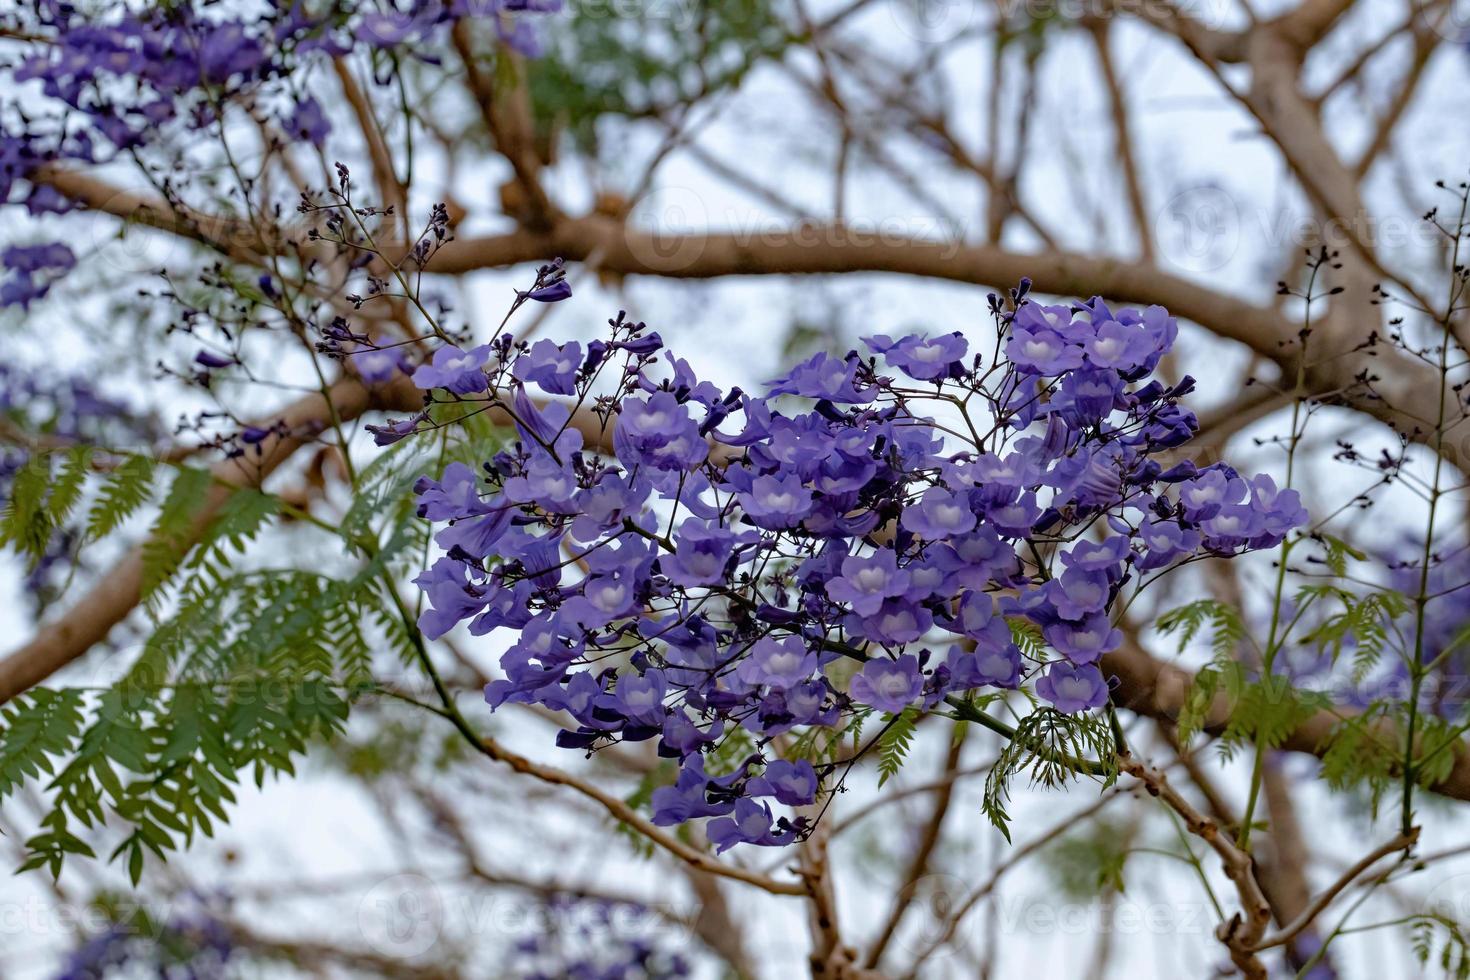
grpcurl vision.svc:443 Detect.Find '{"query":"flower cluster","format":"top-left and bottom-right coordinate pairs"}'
top-left (407, 283), bottom-right (1305, 849)
top-left (1, 242), bottom-right (75, 310)
top-left (0, 2), bottom-right (559, 302)
top-left (506, 896), bottom-right (691, 980)
top-left (52, 895), bottom-right (234, 980)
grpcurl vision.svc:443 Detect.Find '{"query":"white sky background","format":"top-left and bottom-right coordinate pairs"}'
top-left (3, 0), bottom-right (1470, 976)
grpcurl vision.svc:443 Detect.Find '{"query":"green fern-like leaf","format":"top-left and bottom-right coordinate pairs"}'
top-left (1008, 616), bottom-right (1047, 660)
top-left (876, 706), bottom-right (919, 788)
top-left (140, 466), bottom-right (215, 605)
top-left (1317, 533), bottom-right (1367, 577)
top-left (982, 708), bottom-right (1117, 841)
top-left (0, 689), bottom-right (88, 796)
top-left (87, 455), bottom-right (157, 541)
top-left (1176, 665), bottom-right (1223, 744)
top-left (1, 452), bottom-right (54, 560)
top-left (1156, 598), bottom-right (1249, 661)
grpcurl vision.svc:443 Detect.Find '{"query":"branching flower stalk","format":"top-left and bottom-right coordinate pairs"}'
top-left (1237, 250), bottom-right (1330, 852)
top-left (1401, 182), bottom-right (1470, 837)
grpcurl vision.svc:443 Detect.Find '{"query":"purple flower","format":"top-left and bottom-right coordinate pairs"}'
top-left (1055, 369), bottom-right (1122, 423)
top-left (366, 412), bottom-right (428, 446)
top-left (415, 463), bottom-right (488, 521)
top-left (706, 798), bottom-right (800, 852)
top-left (1136, 518), bottom-right (1201, 571)
top-left (852, 598), bottom-right (933, 645)
top-left (1201, 504), bottom-right (1264, 548)
top-left (651, 757), bottom-right (737, 825)
top-left (1060, 537), bottom-right (1131, 575)
top-left (849, 655), bottom-right (923, 713)
top-left (614, 391), bottom-right (708, 472)
top-left (359, 12), bottom-right (425, 46)
top-left (503, 455), bottom-right (579, 513)
top-left (560, 568), bottom-right (641, 627)
top-left (513, 339), bottom-right (583, 395)
top-left (0, 273), bottom-right (49, 310)
top-left (766, 351), bottom-right (874, 403)
top-left (194, 350), bottom-right (235, 369)
top-left (826, 551), bottom-right (911, 616)
top-left (413, 344), bottom-right (492, 395)
top-left (865, 332), bottom-right (968, 381)
top-left (1084, 319), bottom-right (1153, 371)
top-left (599, 670), bottom-right (669, 728)
top-left (941, 590), bottom-right (1004, 639)
top-left (523, 279), bottom-right (572, 303)
top-left (1249, 474), bottom-right (1308, 542)
top-left (570, 472), bottom-right (650, 541)
top-left (1047, 568), bottom-right (1111, 621)
top-left (946, 643), bottom-right (1021, 690)
top-left (736, 636), bottom-right (817, 691)
top-left (414, 558), bottom-right (491, 639)
top-left (901, 487), bottom-right (976, 539)
top-left (738, 473), bottom-right (813, 529)
top-left (983, 492), bottom-right (1042, 539)
top-left (286, 96), bottom-right (330, 147)
top-left (2, 243), bottom-right (75, 273)
top-left (1006, 325), bottom-right (1083, 375)
top-left (1043, 614), bottom-right (1122, 664)
top-left (663, 709), bottom-right (723, 755)
top-left (352, 338), bottom-right (409, 384)
top-left (1036, 661), bottom-right (1109, 713)
top-left (399, 291), bottom-right (1307, 846)
top-left (963, 451), bottom-right (1042, 488)
top-left (662, 519), bottom-right (738, 588)
top-left (1177, 468), bottom-right (1235, 520)
top-left (747, 758), bottom-right (819, 806)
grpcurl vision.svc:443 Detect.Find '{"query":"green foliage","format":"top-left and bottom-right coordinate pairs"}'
top-left (1157, 598), bottom-right (1328, 760)
top-left (1317, 532), bottom-right (1367, 577)
top-left (0, 689), bottom-right (87, 797)
top-left (788, 712), bottom-right (866, 766)
top-left (1299, 587), bottom-right (1411, 681)
top-left (1041, 817), bottom-right (1133, 899)
top-left (704, 724), bottom-right (758, 778)
top-left (10, 560), bottom-right (382, 881)
top-left (1158, 599), bottom-right (1251, 748)
top-left (87, 454), bottom-right (157, 541)
top-left (337, 432), bottom-right (431, 549)
top-left (140, 465), bottom-right (214, 606)
top-left (1007, 616), bottom-right (1047, 661)
top-left (1216, 674), bottom-right (1327, 764)
top-left (183, 488), bottom-right (279, 589)
top-left (982, 708), bottom-right (1117, 842)
top-left (617, 764), bottom-right (667, 860)
top-left (0, 446), bottom-right (93, 563)
top-left (1156, 598), bottom-right (1249, 661)
top-left (876, 706), bottom-right (919, 788)
top-left (1412, 914), bottom-right (1470, 979)
top-left (1319, 702), bottom-right (1398, 814)
top-left (527, 0), bottom-right (792, 153)
top-left (330, 716), bottom-right (467, 781)
top-left (0, 464), bottom-right (430, 881)
top-left (0, 401), bottom-right (508, 882)
top-left (1176, 665), bottom-right (1221, 745)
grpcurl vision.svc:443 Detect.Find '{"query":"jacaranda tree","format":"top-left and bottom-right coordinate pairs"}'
top-left (2, 1), bottom-right (1470, 978)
